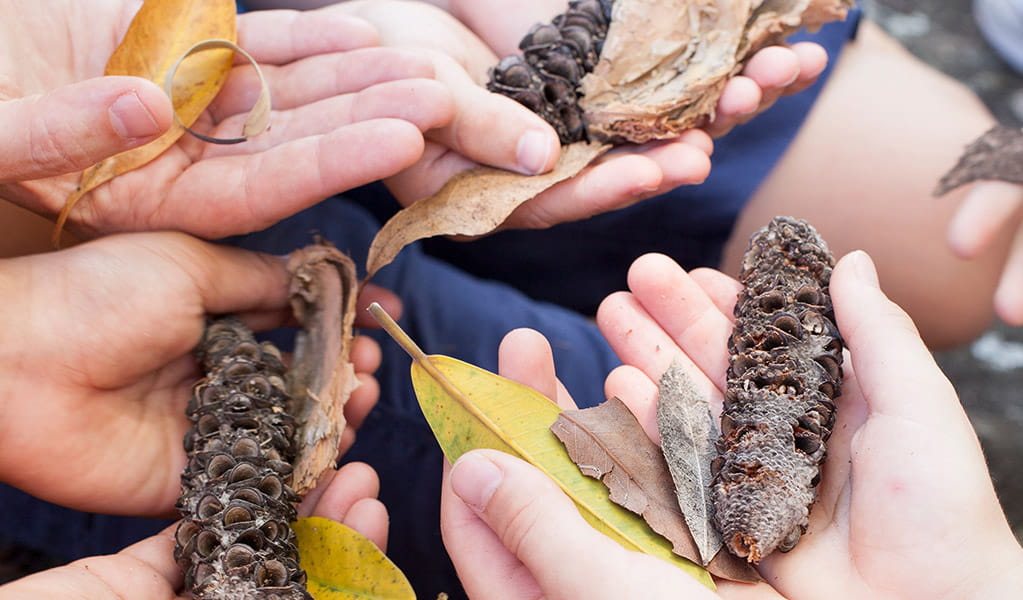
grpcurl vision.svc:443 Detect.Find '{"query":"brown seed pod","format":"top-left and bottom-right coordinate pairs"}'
top-left (175, 317), bottom-right (311, 600)
top-left (489, 0), bottom-right (853, 145)
top-left (711, 216), bottom-right (844, 563)
top-left (487, 0), bottom-right (615, 143)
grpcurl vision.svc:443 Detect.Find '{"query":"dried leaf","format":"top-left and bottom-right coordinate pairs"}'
top-left (366, 141), bottom-right (610, 279)
top-left (54, 0), bottom-right (237, 243)
top-left (553, 398), bottom-right (696, 557)
top-left (293, 516), bottom-right (414, 600)
top-left (286, 242), bottom-right (359, 496)
top-left (580, 0), bottom-right (854, 142)
top-left (553, 397), bottom-right (760, 583)
top-left (934, 125), bottom-right (1023, 195)
top-left (165, 39), bottom-right (272, 144)
top-left (368, 305), bottom-right (713, 588)
top-left (657, 361), bottom-right (722, 565)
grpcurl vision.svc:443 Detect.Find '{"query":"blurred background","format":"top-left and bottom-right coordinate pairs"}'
top-left (862, 0), bottom-right (1023, 541)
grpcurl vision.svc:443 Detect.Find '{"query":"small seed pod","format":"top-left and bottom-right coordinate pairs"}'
top-left (175, 317), bottom-right (311, 600)
top-left (486, 0), bottom-right (616, 144)
top-left (712, 217), bottom-right (844, 563)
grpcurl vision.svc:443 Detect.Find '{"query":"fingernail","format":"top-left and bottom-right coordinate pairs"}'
top-left (847, 250), bottom-right (879, 288)
top-left (516, 130), bottom-right (555, 175)
top-left (109, 91), bottom-right (162, 141)
top-left (450, 452), bottom-right (503, 513)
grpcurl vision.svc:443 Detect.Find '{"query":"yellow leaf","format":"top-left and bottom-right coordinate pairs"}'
top-left (54, 0), bottom-right (237, 243)
top-left (293, 517), bottom-right (415, 600)
top-left (368, 304), bottom-right (714, 589)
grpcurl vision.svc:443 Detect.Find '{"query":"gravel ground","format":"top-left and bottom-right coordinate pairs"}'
top-left (863, 0), bottom-right (1023, 540)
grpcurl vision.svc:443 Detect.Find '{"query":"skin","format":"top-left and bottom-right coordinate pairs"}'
top-left (0, 461), bottom-right (389, 600)
top-left (441, 252), bottom-right (1023, 600)
top-left (721, 21), bottom-right (1023, 348)
top-left (0, 232), bottom-right (400, 516)
top-left (0, 1), bottom-right (451, 241)
top-left (246, 0), bottom-right (825, 229)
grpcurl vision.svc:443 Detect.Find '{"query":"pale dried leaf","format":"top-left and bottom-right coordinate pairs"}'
top-left (657, 361), bottom-right (721, 565)
top-left (366, 141), bottom-right (610, 279)
top-left (935, 125), bottom-right (1023, 195)
top-left (287, 242), bottom-right (358, 496)
top-left (580, 0), bottom-right (854, 142)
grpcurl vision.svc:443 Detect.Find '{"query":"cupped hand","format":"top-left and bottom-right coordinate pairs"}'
top-left (0, 232), bottom-right (385, 516)
top-left (0, 1), bottom-right (455, 239)
top-left (338, 0), bottom-right (826, 230)
top-left (439, 329), bottom-right (729, 600)
top-left (947, 180), bottom-right (1023, 327)
top-left (0, 460), bottom-right (388, 600)
top-left (596, 251), bottom-right (1023, 599)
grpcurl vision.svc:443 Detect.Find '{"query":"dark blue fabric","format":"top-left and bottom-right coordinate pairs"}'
top-left (0, 8), bottom-right (860, 600)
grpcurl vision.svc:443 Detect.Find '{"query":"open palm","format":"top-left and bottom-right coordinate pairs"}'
top-left (597, 252), bottom-right (1023, 599)
top-left (0, 0), bottom-right (452, 240)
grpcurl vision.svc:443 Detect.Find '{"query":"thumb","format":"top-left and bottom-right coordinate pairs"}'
top-left (830, 251), bottom-right (965, 429)
top-left (449, 449), bottom-right (718, 600)
top-left (0, 76), bottom-right (172, 182)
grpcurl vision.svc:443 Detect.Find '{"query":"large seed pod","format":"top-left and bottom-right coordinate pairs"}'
top-left (711, 216), bottom-right (844, 564)
top-left (487, 0), bottom-right (615, 143)
top-left (489, 0), bottom-right (853, 144)
top-left (176, 317), bottom-right (310, 600)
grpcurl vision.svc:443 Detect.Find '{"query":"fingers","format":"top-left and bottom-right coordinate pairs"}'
top-left (498, 137), bottom-right (712, 230)
top-left (946, 181), bottom-right (1023, 259)
top-left (0, 76), bottom-right (171, 183)
top-left (425, 54), bottom-right (561, 176)
top-left (203, 78), bottom-right (453, 158)
top-left (604, 364), bottom-right (661, 443)
top-left (303, 462), bottom-right (389, 550)
top-left (210, 47), bottom-right (437, 120)
top-left (704, 42), bottom-right (828, 138)
top-left (497, 328), bottom-right (570, 407)
top-left (624, 254), bottom-right (734, 389)
top-left (450, 0), bottom-right (563, 56)
top-left (12, 529), bottom-right (185, 600)
top-left (141, 234), bottom-right (292, 317)
top-left (164, 118), bottom-right (426, 237)
top-left (237, 10), bottom-right (379, 64)
top-left (447, 449), bottom-right (718, 600)
top-left (356, 283), bottom-right (404, 328)
top-left (994, 224), bottom-right (1023, 325)
top-left (829, 251), bottom-right (962, 427)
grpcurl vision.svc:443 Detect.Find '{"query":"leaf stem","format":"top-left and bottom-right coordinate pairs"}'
top-left (367, 302), bottom-right (429, 363)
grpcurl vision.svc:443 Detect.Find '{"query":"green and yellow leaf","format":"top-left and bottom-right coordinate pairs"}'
top-left (369, 304), bottom-right (713, 589)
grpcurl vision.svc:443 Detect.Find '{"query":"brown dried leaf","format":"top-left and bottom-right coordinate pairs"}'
top-left (935, 125), bottom-right (1023, 196)
top-left (552, 397), bottom-right (760, 583)
top-left (54, 0), bottom-right (236, 243)
top-left (286, 241), bottom-right (359, 496)
top-left (580, 0), bottom-right (853, 142)
top-left (366, 141), bottom-right (610, 279)
top-left (657, 361), bottom-right (721, 565)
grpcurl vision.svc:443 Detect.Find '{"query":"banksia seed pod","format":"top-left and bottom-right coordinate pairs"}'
top-left (711, 217), bottom-right (844, 563)
top-left (175, 317), bottom-right (311, 600)
top-left (487, 0), bottom-right (615, 143)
